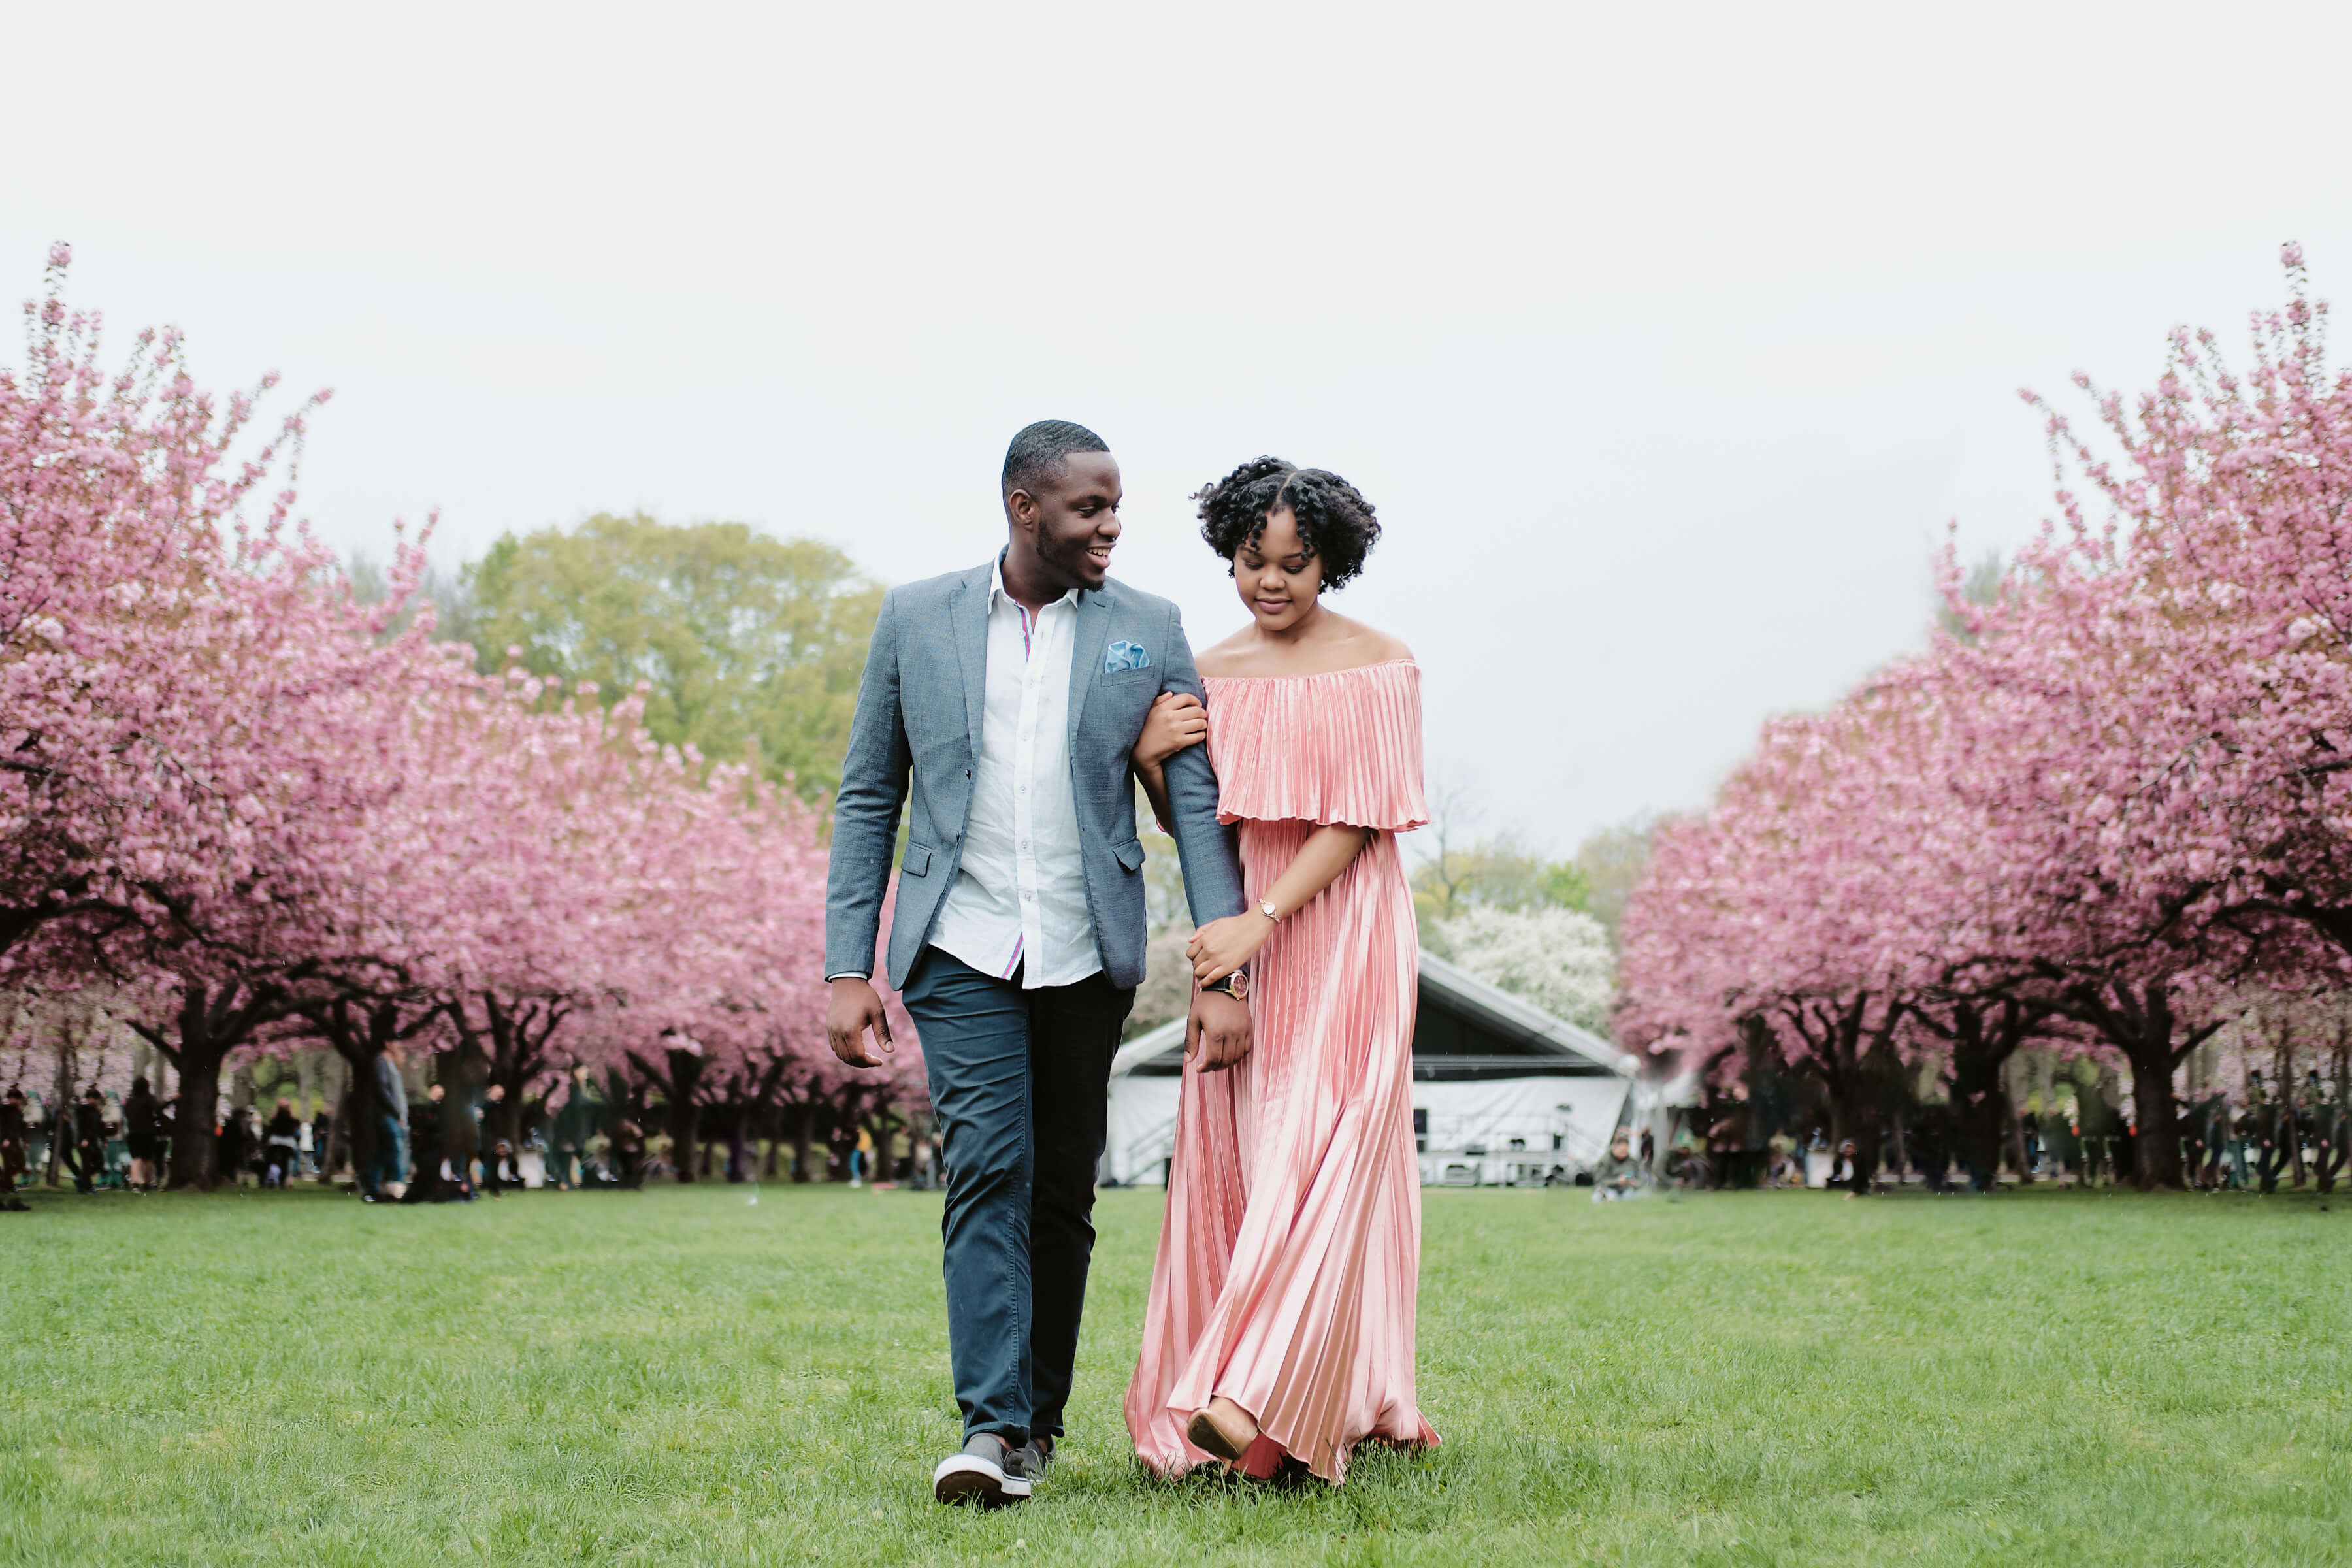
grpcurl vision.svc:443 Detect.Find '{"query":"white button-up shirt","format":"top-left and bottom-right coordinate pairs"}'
top-left (927, 559), bottom-right (1100, 988)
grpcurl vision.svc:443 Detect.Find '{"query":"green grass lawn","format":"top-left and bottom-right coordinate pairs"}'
top-left (1, 1180), bottom-right (2345, 1567)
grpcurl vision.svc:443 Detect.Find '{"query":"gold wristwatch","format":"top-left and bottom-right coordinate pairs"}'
top-left (1208, 969), bottom-right (1250, 1002)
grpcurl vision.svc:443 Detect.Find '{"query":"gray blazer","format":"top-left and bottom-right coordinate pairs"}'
top-left (825, 558), bottom-right (1245, 990)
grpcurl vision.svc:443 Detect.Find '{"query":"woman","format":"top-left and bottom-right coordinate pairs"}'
top-left (263, 1098), bottom-right (302, 1189)
top-left (123, 1076), bottom-right (162, 1192)
top-left (1122, 457), bottom-right (1438, 1484)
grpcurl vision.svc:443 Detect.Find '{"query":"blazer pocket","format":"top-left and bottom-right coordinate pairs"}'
top-left (902, 841), bottom-right (934, 877)
top-left (1113, 837), bottom-right (1145, 873)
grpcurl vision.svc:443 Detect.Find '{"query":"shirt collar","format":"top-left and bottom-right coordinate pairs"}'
top-left (990, 553), bottom-right (1082, 612)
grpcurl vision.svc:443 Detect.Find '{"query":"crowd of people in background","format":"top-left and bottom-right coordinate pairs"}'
top-left (14, 1045), bottom-right (2341, 1207)
top-left (1, 1054), bottom-right (945, 1204)
top-left (1651, 1063), bottom-right (2349, 1196)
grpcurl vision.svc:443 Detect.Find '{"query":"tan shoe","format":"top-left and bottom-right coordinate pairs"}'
top-left (1185, 1397), bottom-right (1258, 1462)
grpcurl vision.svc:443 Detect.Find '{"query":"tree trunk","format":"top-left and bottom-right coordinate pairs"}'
top-left (1848, 1120), bottom-right (1882, 1194)
top-left (2062, 980), bottom-right (2191, 1192)
top-left (664, 1047), bottom-right (704, 1183)
top-left (792, 1103), bottom-right (815, 1183)
top-left (726, 1109), bottom-right (750, 1184)
top-left (1944, 1009), bottom-right (1991, 1189)
top-left (46, 1026), bottom-right (73, 1187)
top-left (324, 1089), bottom-right (350, 1181)
top-left (496, 1090), bottom-right (525, 1152)
top-left (2123, 1042), bottom-right (2185, 1191)
top-left (168, 1055), bottom-right (223, 1191)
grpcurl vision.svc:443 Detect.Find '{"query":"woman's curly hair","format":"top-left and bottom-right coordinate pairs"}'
top-left (1194, 457), bottom-right (1382, 591)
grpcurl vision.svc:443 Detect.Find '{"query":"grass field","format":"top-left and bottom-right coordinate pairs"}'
top-left (1, 1181), bottom-right (2345, 1567)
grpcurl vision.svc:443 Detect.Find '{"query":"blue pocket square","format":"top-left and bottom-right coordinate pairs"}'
top-left (1104, 640), bottom-right (1151, 674)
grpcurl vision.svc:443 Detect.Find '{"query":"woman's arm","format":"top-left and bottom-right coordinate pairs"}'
top-left (1134, 760), bottom-right (1173, 834)
top-left (1131, 691), bottom-right (1206, 832)
top-left (1186, 823), bottom-right (1373, 985)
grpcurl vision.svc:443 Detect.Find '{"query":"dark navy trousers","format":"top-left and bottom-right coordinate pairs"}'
top-left (899, 947), bottom-right (1133, 1445)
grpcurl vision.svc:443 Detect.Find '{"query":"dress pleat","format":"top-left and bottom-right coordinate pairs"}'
top-left (1124, 659), bottom-right (1439, 1484)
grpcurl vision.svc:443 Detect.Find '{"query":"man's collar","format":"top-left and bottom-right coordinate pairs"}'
top-left (990, 551), bottom-right (1082, 611)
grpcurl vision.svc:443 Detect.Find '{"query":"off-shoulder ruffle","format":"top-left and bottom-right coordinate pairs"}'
top-left (1204, 659), bottom-right (1429, 832)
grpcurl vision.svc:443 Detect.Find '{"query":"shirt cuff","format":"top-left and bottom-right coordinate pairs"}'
top-left (825, 971), bottom-right (871, 983)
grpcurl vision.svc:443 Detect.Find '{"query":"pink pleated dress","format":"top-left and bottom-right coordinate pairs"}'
top-left (1124, 658), bottom-right (1440, 1484)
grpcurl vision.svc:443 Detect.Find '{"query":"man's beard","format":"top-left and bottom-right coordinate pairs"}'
top-left (1041, 531), bottom-right (1104, 586)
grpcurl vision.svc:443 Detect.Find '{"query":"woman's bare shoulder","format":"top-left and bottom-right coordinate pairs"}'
top-left (1331, 613), bottom-right (1413, 665)
top-left (1194, 629), bottom-right (1259, 678)
top-left (1195, 617), bottom-right (1410, 678)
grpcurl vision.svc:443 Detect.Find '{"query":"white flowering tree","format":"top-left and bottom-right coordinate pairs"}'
top-left (1437, 906), bottom-right (1616, 1034)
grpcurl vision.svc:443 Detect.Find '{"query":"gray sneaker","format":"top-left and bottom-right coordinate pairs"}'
top-left (932, 1433), bottom-right (1032, 1507)
top-left (1006, 1434), bottom-right (1054, 1486)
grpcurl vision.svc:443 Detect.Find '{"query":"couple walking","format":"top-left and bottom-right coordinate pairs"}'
top-left (825, 421), bottom-right (1436, 1503)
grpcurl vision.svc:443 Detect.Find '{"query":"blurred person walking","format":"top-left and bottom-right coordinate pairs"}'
top-left (406, 1083), bottom-right (447, 1203)
top-left (263, 1100), bottom-right (302, 1188)
top-left (71, 1087), bottom-right (108, 1194)
top-left (359, 1044), bottom-right (410, 1203)
top-left (124, 1077), bottom-right (164, 1191)
top-left (1, 1086), bottom-right (31, 1209)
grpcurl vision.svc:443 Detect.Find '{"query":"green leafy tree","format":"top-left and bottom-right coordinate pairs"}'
top-left (1412, 832), bottom-right (1591, 930)
top-left (1571, 817), bottom-right (1659, 947)
top-left (463, 513), bottom-right (882, 798)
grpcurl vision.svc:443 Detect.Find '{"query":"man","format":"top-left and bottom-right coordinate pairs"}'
top-left (407, 1081), bottom-right (448, 1203)
top-left (72, 1087), bottom-right (109, 1194)
top-left (551, 1066), bottom-right (598, 1190)
top-left (360, 1044), bottom-right (410, 1203)
top-left (826, 420), bottom-right (1249, 1506)
top-left (1592, 1132), bottom-right (1644, 1201)
top-left (1, 1086), bottom-right (31, 1210)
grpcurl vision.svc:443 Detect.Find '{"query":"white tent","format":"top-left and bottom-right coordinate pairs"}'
top-left (1103, 950), bottom-right (1639, 1188)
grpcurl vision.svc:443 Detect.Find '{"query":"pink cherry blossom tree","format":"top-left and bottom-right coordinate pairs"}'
top-left (7, 252), bottom-right (865, 1188)
top-left (1623, 248), bottom-right (2352, 1190)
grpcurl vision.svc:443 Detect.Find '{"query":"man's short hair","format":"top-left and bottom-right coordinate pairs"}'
top-left (1002, 420), bottom-right (1109, 496)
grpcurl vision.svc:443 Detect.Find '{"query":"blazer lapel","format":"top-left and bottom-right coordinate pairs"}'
top-left (1067, 584), bottom-right (1115, 746)
top-left (952, 559), bottom-right (993, 757)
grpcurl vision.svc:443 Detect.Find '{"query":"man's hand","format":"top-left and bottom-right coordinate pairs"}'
top-left (826, 977), bottom-right (896, 1068)
top-left (1186, 987), bottom-right (1252, 1073)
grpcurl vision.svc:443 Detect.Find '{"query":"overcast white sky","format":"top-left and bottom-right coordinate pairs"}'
top-left (9, 0), bottom-right (2351, 853)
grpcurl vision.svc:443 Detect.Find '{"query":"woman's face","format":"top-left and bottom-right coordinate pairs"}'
top-left (1232, 508), bottom-right (1324, 633)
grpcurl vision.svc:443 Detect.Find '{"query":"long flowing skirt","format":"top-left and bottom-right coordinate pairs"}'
top-left (1124, 821), bottom-right (1439, 1483)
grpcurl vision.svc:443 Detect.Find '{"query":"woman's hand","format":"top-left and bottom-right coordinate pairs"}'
top-left (1132, 691), bottom-right (1207, 770)
top-left (1188, 910), bottom-right (1273, 985)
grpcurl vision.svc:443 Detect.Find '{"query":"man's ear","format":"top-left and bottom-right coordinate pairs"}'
top-left (1005, 486), bottom-right (1039, 534)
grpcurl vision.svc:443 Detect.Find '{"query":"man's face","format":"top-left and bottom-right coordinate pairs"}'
top-left (1011, 452), bottom-right (1122, 591)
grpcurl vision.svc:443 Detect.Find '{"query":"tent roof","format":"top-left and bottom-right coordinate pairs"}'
top-left (1110, 949), bottom-right (1637, 1079)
